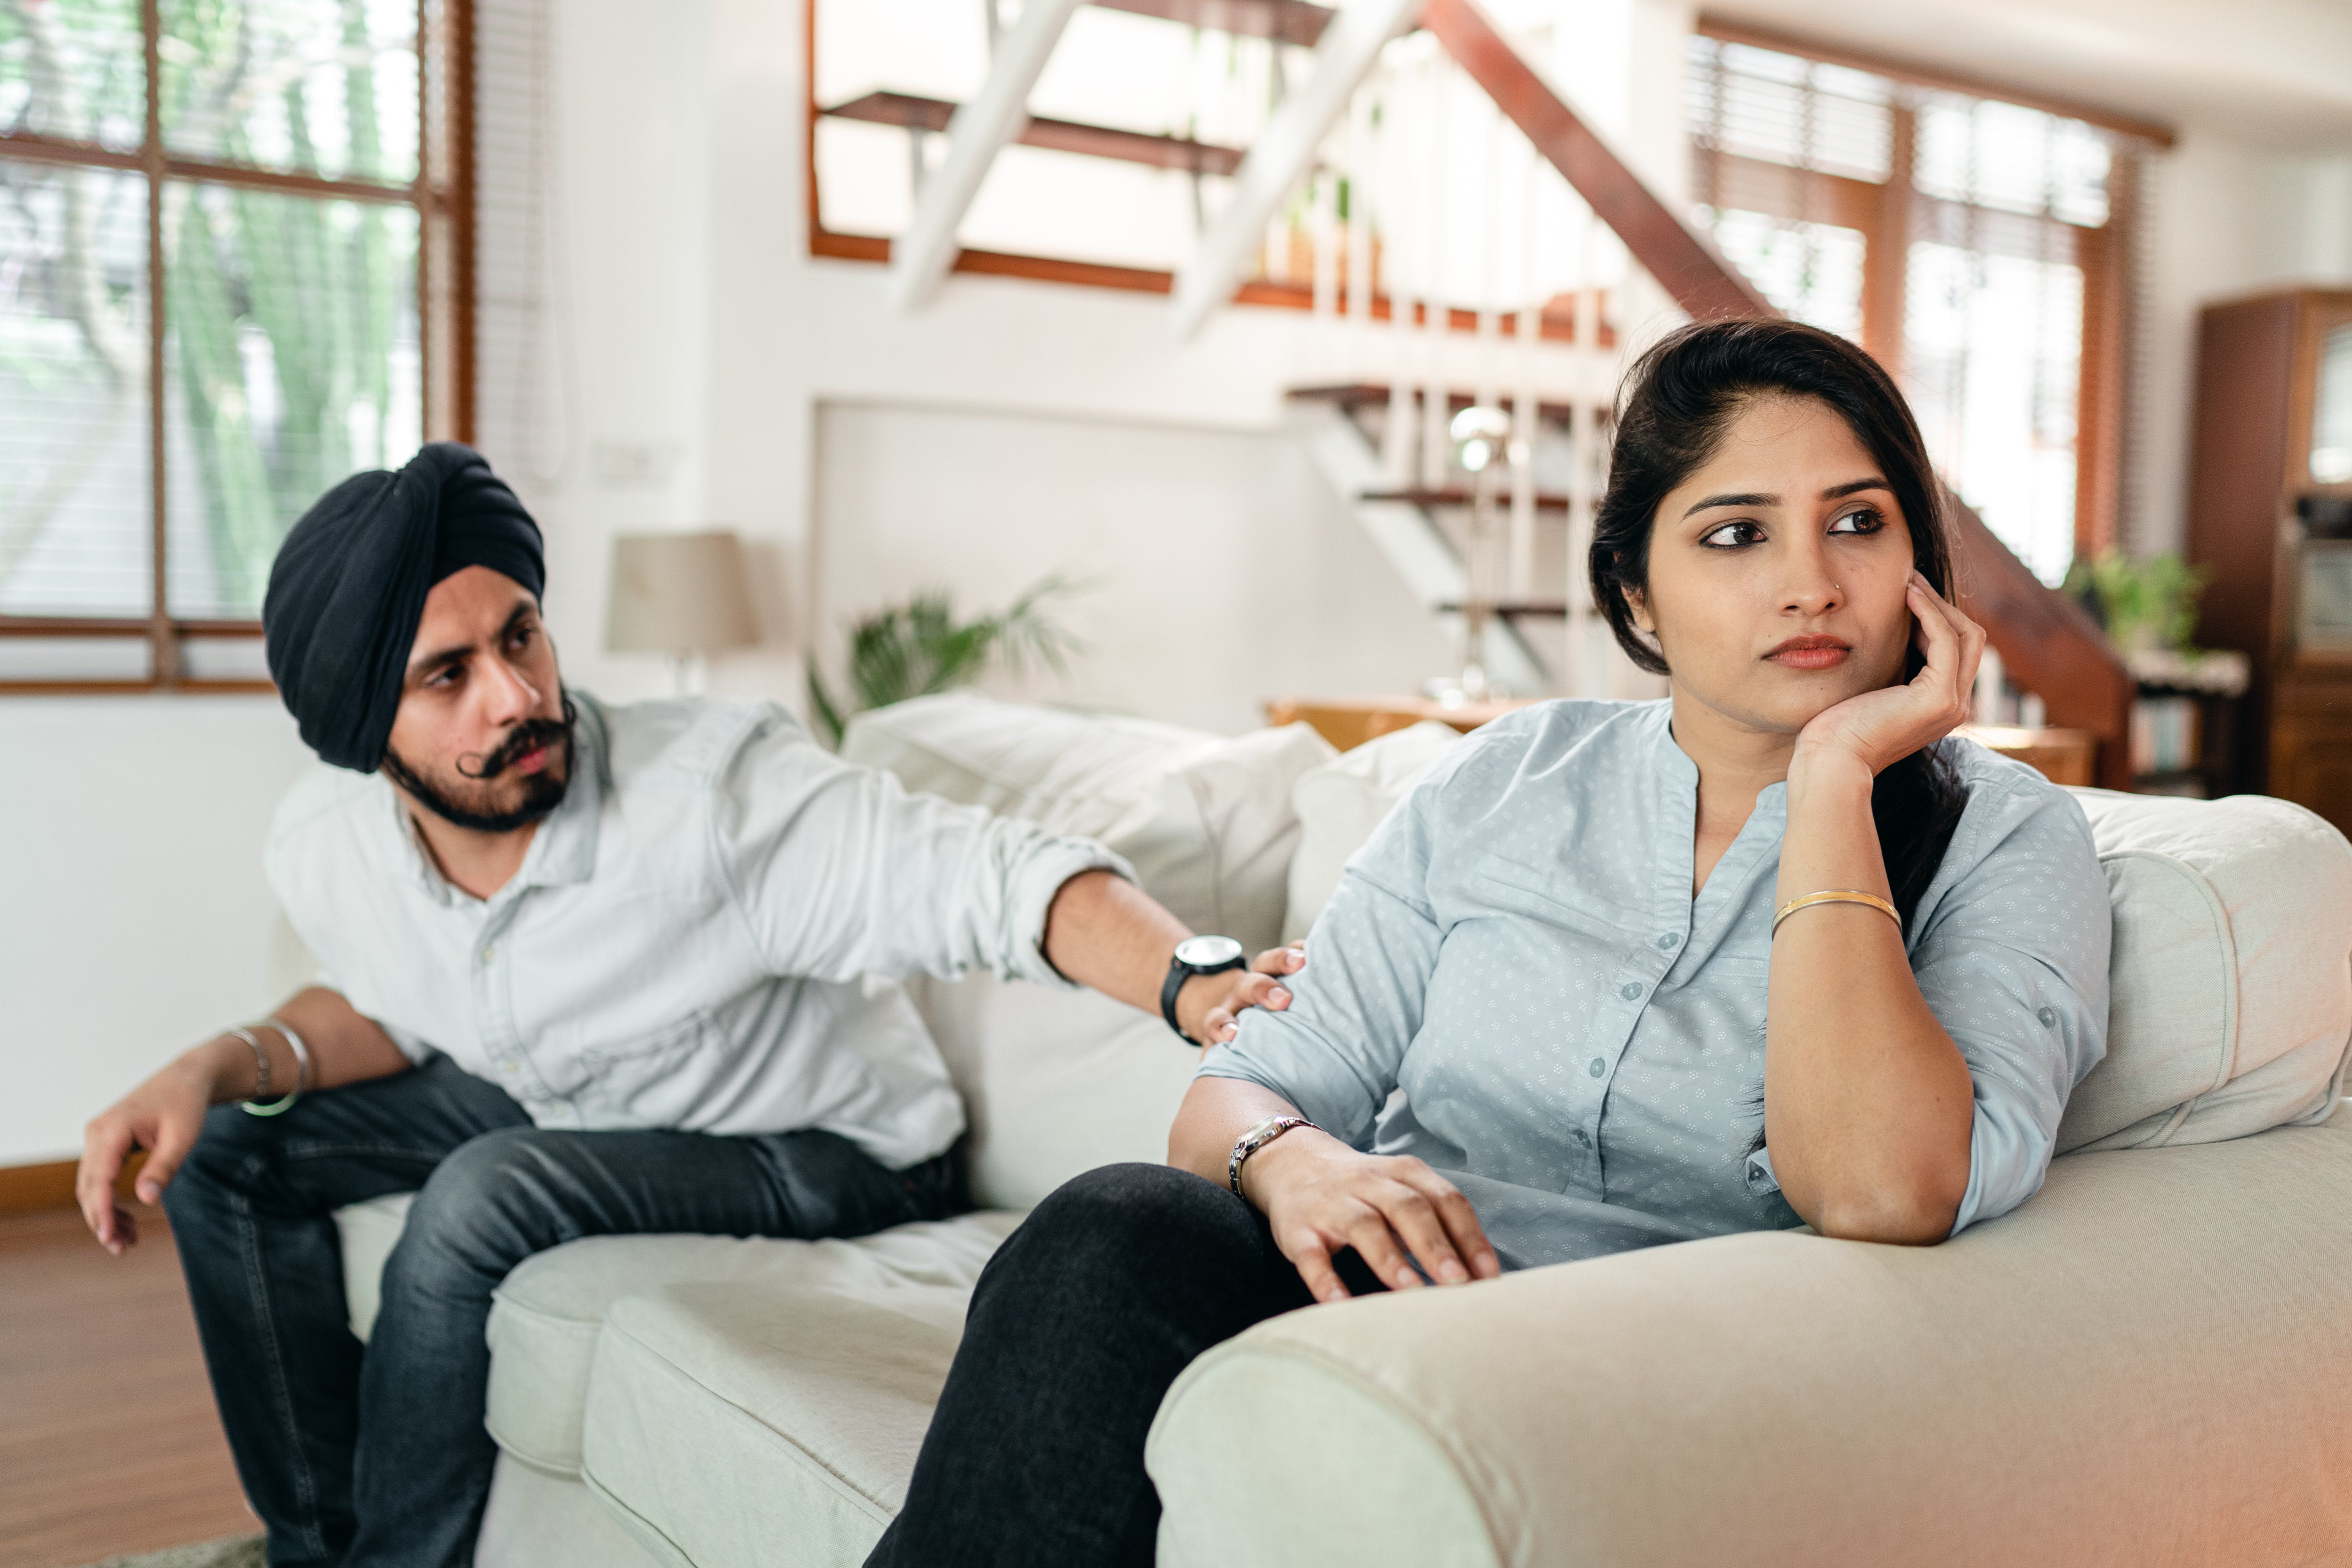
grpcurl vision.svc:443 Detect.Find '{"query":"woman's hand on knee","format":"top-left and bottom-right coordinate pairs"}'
top-left (1241, 1132), bottom-right (1501, 1303)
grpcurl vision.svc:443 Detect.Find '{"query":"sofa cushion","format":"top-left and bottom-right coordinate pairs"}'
top-left (1282, 721), bottom-right (1465, 942)
top-left (580, 1259), bottom-right (988, 1568)
top-left (2063, 789), bottom-right (2352, 1151)
top-left (843, 692), bottom-right (1334, 954)
top-left (480, 1212), bottom-right (1017, 1479)
top-left (909, 972), bottom-right (1198, 1210)
top-left (338, 1190), bottom-right (415, 1343)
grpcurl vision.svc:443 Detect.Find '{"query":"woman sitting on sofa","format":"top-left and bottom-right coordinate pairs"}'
top-left (867, 318), bottom-right (2112, 1567)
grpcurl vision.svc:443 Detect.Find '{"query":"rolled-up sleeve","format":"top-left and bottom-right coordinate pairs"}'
top-left (711, 711), bottom-right (1132, 988)
top-left (1910, 775), bottom-right (2111, 1235)
top-left (1198, 749), bottom-right (1462, 1147)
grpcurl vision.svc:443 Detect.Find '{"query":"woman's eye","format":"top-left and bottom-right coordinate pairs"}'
top-left (1827, 507), bottom-right (1884, 536)
top-left (1700, 520), bottom-right (1764, 548)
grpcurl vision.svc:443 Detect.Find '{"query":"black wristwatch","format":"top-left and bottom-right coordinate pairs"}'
top-left (1161, 934), bottom-right (1248, 1043)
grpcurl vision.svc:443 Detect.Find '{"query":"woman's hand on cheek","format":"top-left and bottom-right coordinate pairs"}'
top-left (1792, 570), bottom-right (1986, 782)
top-left (1241, 1130), bottom-right (1502, 1302)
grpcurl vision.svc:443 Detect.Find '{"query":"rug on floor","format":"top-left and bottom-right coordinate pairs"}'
top-left (72, 1534), bottom-right (265, 1568)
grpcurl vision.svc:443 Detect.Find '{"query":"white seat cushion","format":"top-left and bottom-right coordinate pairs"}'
top-left (338, 1190), bottom-right (416, 1343)
top-left (579, 1228), bottom-right (1009, 1568)
top-left (482, 1212), bottom-right (1018, 1479)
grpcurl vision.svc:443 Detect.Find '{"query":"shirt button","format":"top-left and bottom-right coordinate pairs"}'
top-left (481, 946), bottom-right (496, 962)
top-left (1620, 982), bottom-right (1643, 1000)
top-left (1574, 1128), bottom-right (1591, 1146)
top-left (1657, 933), bottom-right (1680, 950)
top-left (1588, 1057), bottom-right (1606, 1078)
top-left (2037, 1006), bottom-right (2058, 1027)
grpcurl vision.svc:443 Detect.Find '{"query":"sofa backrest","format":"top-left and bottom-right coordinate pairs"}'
top-left (2061, 788), bottom-right (2352, 1151)
top-left (854, 699), bottom-right (2352, 1205)
top-left (844, 692), bottom-right (1333, 956)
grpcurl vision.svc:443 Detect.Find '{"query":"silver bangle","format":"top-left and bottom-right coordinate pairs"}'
top-left (1228, 1115), bottom-right (1316, 1197)
top-left (238, 1017), bottom-right (312, 1118)
top-left (227, 1027), bottom-right (272, 1103)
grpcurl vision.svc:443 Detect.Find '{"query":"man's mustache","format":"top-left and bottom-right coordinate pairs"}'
top-left (455, 717), bottom-right (572, 781)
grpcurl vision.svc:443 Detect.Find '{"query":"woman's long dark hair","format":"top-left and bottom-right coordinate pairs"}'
top-left (1590, 318), bottom-right (1966, 924)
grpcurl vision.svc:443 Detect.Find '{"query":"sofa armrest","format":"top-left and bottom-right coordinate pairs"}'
top-left (1146, 1113), bottom-right (2352, 1568)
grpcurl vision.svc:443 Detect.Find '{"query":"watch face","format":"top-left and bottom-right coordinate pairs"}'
top-left (1175, 934), bottom-right (1246, 969)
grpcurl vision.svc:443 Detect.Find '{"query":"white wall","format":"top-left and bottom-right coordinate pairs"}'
top-left (0, 699), bottom-right (313, 1164)
top-left (814, 402), bottom-right (1452, 733)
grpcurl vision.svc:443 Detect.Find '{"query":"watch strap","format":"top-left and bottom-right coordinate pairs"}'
top-left (1228, 1116), bottom-right (1315, 1196)
top-left (1160, 944), bottom-right (1248, 1042)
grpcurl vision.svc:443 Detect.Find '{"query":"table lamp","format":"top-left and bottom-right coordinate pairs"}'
top-left (605, 530), bottom-right (762, 694)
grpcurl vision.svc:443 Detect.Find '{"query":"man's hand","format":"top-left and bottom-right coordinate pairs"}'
top-left (1177, 943), bottom-right (1305, 1045)
top-left (77, 989), bottom-right (414, 1254)
top-left (79, 1039), bottom-right (244, 1254)
top-left (1241, 1126), bottom-right (1502, 1303)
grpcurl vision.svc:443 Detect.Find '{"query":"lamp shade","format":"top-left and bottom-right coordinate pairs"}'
top-left (605, 530), bottom-right (762, 655)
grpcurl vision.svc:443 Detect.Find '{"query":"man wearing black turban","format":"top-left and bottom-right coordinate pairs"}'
top-left (75, 442), bottom-right (1307, 1568)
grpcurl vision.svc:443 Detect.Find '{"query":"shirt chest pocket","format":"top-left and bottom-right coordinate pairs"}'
top-left (561, 1012), bottom-right (713, 1119)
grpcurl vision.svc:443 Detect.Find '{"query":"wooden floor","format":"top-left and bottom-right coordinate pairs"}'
top-left (0, 1204), bottom-right (256, 1568)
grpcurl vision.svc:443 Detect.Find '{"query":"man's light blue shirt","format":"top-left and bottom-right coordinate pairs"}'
top-left (1200, 699), bottom-right (2111, 1270)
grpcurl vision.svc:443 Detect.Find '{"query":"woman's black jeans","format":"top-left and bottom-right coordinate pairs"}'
top-left (867, 1161), bottom-right (1384, 1568)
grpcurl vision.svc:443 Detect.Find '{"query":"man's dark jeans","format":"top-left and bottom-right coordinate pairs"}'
top-left (164, 1054), bottom-right (958, 1568)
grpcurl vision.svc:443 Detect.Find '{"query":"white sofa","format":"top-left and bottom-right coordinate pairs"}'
top-left (329, 694), bottom-right (2352, 1568)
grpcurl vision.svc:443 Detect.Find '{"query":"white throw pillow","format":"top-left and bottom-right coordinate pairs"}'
top-left (1282, 721), bottom-right (1466, 943)
top-left (907, 972), bottom-right (1196, 1210)
top-left (2060, 788), bottom-right (2352, 1152)
top-left (844, 692), bottom-right (1333, 954)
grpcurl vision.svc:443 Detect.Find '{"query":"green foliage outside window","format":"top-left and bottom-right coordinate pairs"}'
top-left (0, 0), bottom-right (420, 620)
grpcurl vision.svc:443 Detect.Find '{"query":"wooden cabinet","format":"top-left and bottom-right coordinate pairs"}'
top-left (2188, 289), bottom-right (2352, 830)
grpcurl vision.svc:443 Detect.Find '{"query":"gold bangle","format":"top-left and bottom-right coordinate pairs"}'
top-left (1772, 890), bottom-right (1900, 938)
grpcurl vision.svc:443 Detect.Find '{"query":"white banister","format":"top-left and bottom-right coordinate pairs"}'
top-left (885, 0), bottom-right (1083, 314)
top-left (1170, 0), bottom-right (1421, 340)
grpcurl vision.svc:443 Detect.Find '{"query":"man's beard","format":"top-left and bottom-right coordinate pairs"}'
top-left (381, 696), bottom-right (578, 834)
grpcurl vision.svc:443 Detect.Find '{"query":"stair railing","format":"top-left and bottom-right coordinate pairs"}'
top-left (1279, 0), bottom-right (2136, 784)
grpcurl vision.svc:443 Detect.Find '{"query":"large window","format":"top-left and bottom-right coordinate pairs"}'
top-left (1686, 24), bottom-right (2168, 586)
top-left (0, 0), bottom-right (467, 691)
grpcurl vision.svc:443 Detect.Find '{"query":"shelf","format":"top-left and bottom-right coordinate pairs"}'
top-left (822, 92), bottom-right (1246, 177)
top-left (1091, 0), bottom-right (1336, 47)
top-left (1289, 383), bottom-right (1593, 425)
top-left (1434, 600), bottom-right (1574, 618)
top-left (1361, 486), bottom-right (1572, 513)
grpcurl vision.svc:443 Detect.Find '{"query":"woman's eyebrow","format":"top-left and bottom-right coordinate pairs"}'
top-left (1681, 490), bottom-right (1776, 518)
top-left (1822, 477), bottom-right (1890, 499)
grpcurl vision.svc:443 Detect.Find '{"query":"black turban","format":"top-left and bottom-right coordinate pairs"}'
top-left (264, 442), bottom-right (545, 772)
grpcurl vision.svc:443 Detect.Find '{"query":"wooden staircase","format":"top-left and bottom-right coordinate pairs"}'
top-left (821, 0), bottom-right (2138, 785)
top-left (1394, 0), bottom-right (2136, 786)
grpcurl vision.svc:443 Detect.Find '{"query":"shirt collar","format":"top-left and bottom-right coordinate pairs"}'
top-left (376, 692), bottom-right (608, 907)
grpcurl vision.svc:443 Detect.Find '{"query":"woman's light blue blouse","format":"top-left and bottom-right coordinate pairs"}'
top-left (1199, 699), bottom-right (2110, 1271)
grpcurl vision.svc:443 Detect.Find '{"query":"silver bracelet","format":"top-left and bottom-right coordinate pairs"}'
top-left (238, 1017), bottom-right (312, 1118)
top-left (227, 1027), bottom-right (272, 1103)
top-left (1228, 1115), bottom-right (1316, 1197)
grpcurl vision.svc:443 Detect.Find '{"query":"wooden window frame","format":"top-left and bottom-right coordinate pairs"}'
top-left (1691, 16), bottom-right (2169, 566)
top-left (0, 0), bottom-right (475, 696)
